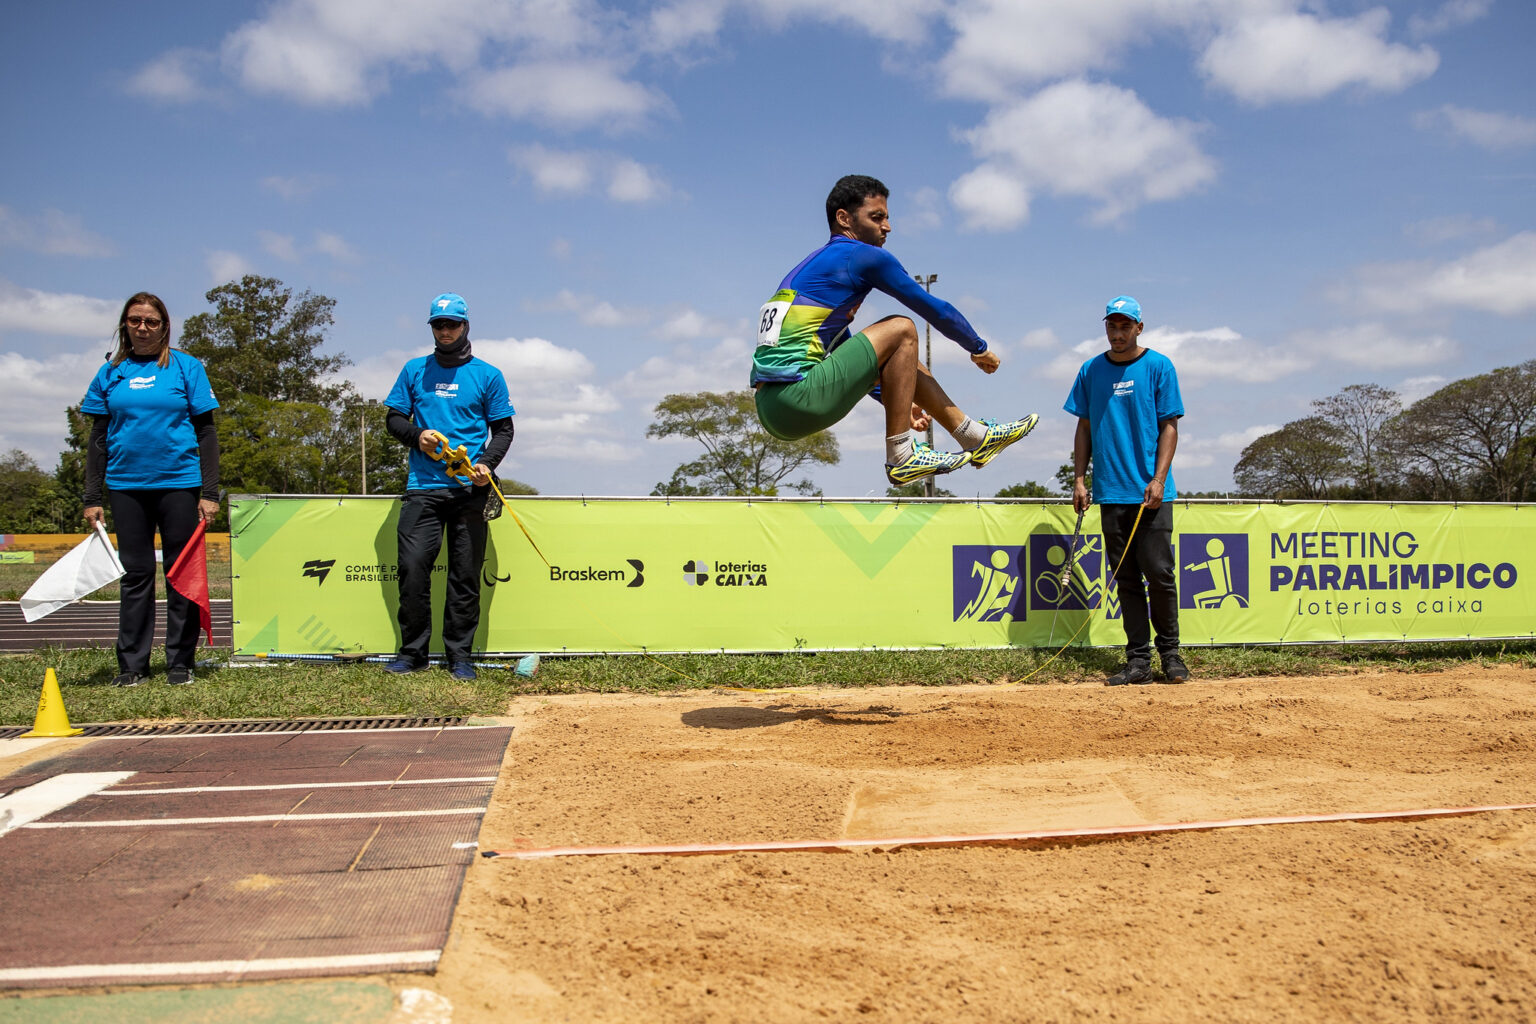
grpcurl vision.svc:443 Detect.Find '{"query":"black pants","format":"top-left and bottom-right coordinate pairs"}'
top-left (396, 489), bottom-right (488, 664)
top-left (1101, 502), bottom-right (1179, 662)
top-left (108, 487), bottom-right (202, 675)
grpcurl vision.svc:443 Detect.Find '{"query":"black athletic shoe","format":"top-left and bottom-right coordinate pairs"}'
top-left (1161, 653), bottom-right (1190, 684)
top-left (1105, 661), bottom-right (1152, 686)
top-left (449, 661), bottom-right (478, 681)
top-left (166, 668), bottom-right (195, 686)
top-left (383, 658), bottom-right (427, 674)
top-left (111, 672), bottom-right (144, 688)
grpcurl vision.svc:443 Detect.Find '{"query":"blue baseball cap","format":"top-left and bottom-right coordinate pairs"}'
top-left (428, 293), bottom-right (468, 322)
top-left (1103, 295), bottom-right (1142, 323)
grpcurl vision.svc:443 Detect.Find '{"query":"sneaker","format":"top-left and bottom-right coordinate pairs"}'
top-left (886, 440), bottom-right (973, 486)
top-left (111, 672), bottom-right (144, 688)
top-left (1161, 652), bottom-right (1190, 683)
top-left (166, 668), bottom-right (195, 686)
top-left (968, 414), bottom-right (1040, 468)
top-left (1104, 661), bottom-right (1153, 686)
top-left (383, 658), bottom-right (427, 675)
top-left (448, 661), bottom-right (478, 681)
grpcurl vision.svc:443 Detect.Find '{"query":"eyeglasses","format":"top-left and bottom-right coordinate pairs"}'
top-left (126, 316), bottom-right (164, 329)
top-left (430, 319), bottom-right (462, 330)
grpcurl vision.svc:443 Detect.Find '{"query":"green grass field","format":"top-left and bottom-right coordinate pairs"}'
top-left (2, 641), bottom-right (1532, 727)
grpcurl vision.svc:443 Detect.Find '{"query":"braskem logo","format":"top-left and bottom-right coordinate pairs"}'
top-left (952, 546), bottom-right (1026, 622)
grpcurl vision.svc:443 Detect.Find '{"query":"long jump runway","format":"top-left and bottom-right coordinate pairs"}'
top-left (0, 600), bottom-right (234, 651)
top-left (0, 723), bottom-right (510, 988)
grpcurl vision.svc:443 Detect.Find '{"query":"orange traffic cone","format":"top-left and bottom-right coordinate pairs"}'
top-left (21, 668), bottom-right (84, 738)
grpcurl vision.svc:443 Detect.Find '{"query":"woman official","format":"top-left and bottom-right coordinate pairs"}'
top-left (81, 292), bottom-right (220, 687)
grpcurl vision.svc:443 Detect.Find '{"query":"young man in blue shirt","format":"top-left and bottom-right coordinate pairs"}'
top-left (383, 293), bottom-right (514, 680)
top-left (1065, 296), bottom-right (1189, 684)
top-left (752, 175), bottom-right (1038, 486)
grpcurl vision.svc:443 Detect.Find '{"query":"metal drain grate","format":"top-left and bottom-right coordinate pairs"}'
top-left (0, 715), bottom-right (470, 739)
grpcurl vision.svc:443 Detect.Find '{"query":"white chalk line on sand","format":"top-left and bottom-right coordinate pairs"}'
top-left (0, 949), bottom-right (440, 984)
top-left (485, 802), bottom-right (1536, 860)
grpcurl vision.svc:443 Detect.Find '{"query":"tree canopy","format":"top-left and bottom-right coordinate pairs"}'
top-left (647, 390), bottom-right (839, 496)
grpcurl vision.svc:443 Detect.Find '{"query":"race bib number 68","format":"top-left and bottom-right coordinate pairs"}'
top-left (756, 289), bottom-right (795, 348)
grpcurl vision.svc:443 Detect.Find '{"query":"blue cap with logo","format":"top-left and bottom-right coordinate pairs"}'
top-left (1103, 295), bottom-right (1142, 323)
top-left (428, 293), bottom-right (468, 323)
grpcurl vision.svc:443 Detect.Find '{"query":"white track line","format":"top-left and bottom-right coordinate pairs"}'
top-left (488, 802), bottom-right (1536, 859)
top-left (0, 949), bottom-right (439, 985)
top-left (23, 807), bottom-right (488, 829)
top-left (107, 725), bottom-right (499, 738)
top-left (103, 776), bottom-right (497, 795)
top-left (0, 772), bottom-right (134, 837)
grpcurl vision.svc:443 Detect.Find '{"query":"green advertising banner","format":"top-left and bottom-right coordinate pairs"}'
top-left (230, 496), bottom-right (1534, 655)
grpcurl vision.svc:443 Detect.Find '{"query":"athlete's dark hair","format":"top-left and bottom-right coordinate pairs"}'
top-left (826, 175), bottom-right (888, 233)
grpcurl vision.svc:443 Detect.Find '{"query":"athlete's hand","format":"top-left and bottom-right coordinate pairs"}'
top-left (1142, 479), bottom-right (1165, 510)
top-left (470, 462), bottom-right (492, 486)
top-left (83, 506), bottom-right (104, 527)
top-left (417, 429), bottom-right (443, 455)
top-left (909, 404), bottom-right (931, 432)
top-left (1072, 482), bottom-right (1090, 515)
top-left (198, 498), bottom-right (220, 523)
top-left (971, 350), bottom-right (1000, 374)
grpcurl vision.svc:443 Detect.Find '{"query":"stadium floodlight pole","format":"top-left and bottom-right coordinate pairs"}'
top-left (913, 273), bottom-right (938, 497)
top-left (348, 399), bottom-right (380, 494)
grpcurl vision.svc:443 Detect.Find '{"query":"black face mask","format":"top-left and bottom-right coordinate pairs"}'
top-left (433, 328), bottom-right (472, 367)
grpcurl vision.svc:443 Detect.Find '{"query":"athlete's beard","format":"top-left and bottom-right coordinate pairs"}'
top-left (434, 329), bottom-right (472, 368)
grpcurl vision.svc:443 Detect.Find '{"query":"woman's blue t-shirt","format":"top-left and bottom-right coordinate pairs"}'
top-left (80, 350), bottom-right (219, 491)
top-left (1063, 348), bottom-right (1183, 504)
top-left (385, 355), bottom-right (515, 492)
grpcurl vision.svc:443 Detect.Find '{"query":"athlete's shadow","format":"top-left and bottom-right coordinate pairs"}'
top-left (682, 704), bottom-right (904, 730)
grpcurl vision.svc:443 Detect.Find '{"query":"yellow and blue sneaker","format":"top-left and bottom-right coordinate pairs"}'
top-left (969, 414), bottom-right (1040, 468)
top-left (886, 440), bottom-right (973, 486)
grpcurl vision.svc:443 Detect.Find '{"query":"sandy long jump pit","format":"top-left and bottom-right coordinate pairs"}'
top-left (430, 665), bottom-right (1536, 1023)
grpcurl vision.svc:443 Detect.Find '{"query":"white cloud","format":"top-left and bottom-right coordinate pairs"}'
top-left (1348, 233), bottom-right (1536, 316)
top-left (534, 289), bottom-right (648, 329)
top-left (126, 48), bottom-right (209, 101)
top-left (313, 231), bottom-right (360, 263)
top-left (0, 207), bottom-right (113, 258)
top-left (0, 280), bottom-right (118, 337)
top-left (511, 145), bottom-right (595, 195)
top-left (619, 336), bottom-right (751, 402)
top-left (651, 307), bottom-right (738, 340)
top-left (1397, 374), bottom-right (1448, 405)
top-left (1199, 8), bottom-right (1438, 105)
top-left (259, 231), bottom-right (300, 262)
top-left (1178, 424), bottom-right (1276, 472)
top-left (462, 61), bottom-right (664, 129)
top-left (901, 186), bottom-right (944, 234)
top-left (607, 159), bottom-right (670, 203)
top-left (261, 174), bottom-right (332, 200)
top-left (1414, 105), bottom-right (1536, 151)
top-left (1409, 0), bottom-right (1492, 38)
top-left (207, 250), bottom-right (254, 284)
top-left (1017, 328), bottom-right (1059, 351)
top-left (1292, 323), bottom-right (1457, 368)
top-left (1048, 324), bottom-right (1309, 385)
top-left (1403, 215), bottom-right (1500, 246)
top-left (472, 336), bottom-right (598, 382)
top-left (0, 347), bottom-right (117, 461)
top-left (955, 79), bottom-right (1215, 227)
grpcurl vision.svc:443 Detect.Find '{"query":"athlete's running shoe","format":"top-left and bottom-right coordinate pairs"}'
top-left (969, 414), bottom-right (1040, 468)
top-left (886, 441), bottom-right (973, 486)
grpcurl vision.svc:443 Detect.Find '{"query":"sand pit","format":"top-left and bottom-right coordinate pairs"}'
top-left (426, 666), bottom-right (1536, 1021)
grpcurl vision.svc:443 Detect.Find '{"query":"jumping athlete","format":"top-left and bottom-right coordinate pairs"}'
top-left (751, 175), bottom-right (1038, 486)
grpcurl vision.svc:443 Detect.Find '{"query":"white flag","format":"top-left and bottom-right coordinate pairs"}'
top-left (20, 523), bottom-right (126, 622)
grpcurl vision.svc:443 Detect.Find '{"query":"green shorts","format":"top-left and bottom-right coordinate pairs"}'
top-left (755, 332), bottom-right (879, 441)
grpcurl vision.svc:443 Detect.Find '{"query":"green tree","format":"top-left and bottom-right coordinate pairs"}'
top-left (887, 482), bottom-right (955, 498)
top-left (0, 449), bottom-right (65, 532)
top-left (646, 391), bottom-right (838, 496)
top-left (1233, 417), bottom-right (1349, 498)
top-left (995, 481), bottom-right (1054, 498)
top-left (1311, 383), bottom-right (1401, 498)
top-left (1382, 360), bottom-right (1536, 502)
top-left (1054, 461), bottom-right (1086, 495)
top-left (180, 275), bottom-right (352, 404)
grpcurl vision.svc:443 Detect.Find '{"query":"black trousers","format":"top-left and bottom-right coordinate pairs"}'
top-left (108, 487), bottom-right (202, 675)
top-left (396, 488), bottom-right (488, 664)
top-left (1100, 502), bottom-right (1179, 662)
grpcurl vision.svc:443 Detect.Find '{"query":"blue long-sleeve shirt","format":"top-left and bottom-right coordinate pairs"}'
top-left (751, 235), bottom-right (987, 384)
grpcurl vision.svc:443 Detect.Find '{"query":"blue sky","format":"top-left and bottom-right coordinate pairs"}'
top-left (1, 0), bottom-right (1532, 498)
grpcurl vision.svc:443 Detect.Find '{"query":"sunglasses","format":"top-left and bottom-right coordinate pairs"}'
top-left (430, 319), bottom-right (463, 330)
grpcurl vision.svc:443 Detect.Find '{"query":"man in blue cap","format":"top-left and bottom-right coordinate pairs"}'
top-left (382, 293), bottom-right (515, 680)
top-left (1064, 295), bottom-right (1188, 685)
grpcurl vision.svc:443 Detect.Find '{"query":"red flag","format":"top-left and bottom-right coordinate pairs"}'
top-left (166, 519), bottom-right (212, 645)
